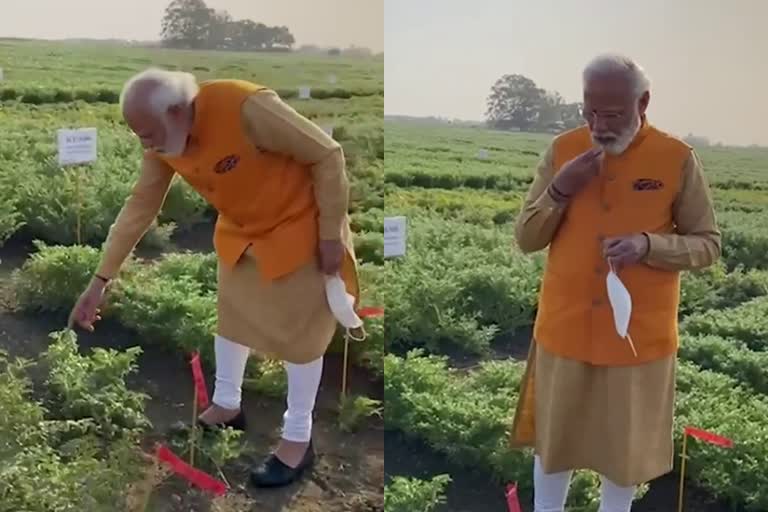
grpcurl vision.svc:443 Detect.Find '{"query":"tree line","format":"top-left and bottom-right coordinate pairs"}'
top-left (485, 74), bottom-right (583, 133)
top-left (160, 0), bottom-right (295, 51)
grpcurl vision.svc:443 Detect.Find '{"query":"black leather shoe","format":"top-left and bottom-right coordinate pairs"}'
top-left (168, 409), bottom-right (247, 436)
top-left (249, 440), bottom-right (316, 488)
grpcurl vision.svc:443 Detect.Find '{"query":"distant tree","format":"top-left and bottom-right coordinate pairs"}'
top-left (269, 26), bottom-right (295, 49)
top-left (159, 0), bottom-right (295, 51)
top-left (537, 91), bottom-right (565, 127)
top-left (560, 102), bottom-right (584, 129)
top-left (485, 74), bottom-right (546, 131)
top-left (160, 0), bottom-right (215, 49)
top-left (684, 133), bottom-right (711, 147)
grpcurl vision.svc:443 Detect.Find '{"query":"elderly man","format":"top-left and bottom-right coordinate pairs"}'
top-left (68, 69), bottom-right (360, 488)
top-left (509, 54), bottom-right (720, 512)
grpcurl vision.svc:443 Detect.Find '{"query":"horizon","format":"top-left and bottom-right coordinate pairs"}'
top-left (385, 0), bottom-right (768, 147)
top-left (0, 0), bottom-right (383, 53)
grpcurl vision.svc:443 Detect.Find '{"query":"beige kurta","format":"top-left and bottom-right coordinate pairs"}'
top-left (95, 90), bottom-right (354, 363)
top-left (510, 144), bottom-right (721, 486)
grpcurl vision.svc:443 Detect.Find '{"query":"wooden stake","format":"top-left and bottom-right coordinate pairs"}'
top-left (75, 167), bottom-right (82, 245)
top-left (677, 433), bottom-right (689, 512)
top-left (341, 333), bottom-right (350, 397)
top-left (190, 386), bottom-right (198, 468)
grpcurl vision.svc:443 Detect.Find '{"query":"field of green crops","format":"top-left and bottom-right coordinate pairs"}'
top-left (382, 120), bottom-right (768, 512)
top-left (0, 40), bottom-right (383, 511)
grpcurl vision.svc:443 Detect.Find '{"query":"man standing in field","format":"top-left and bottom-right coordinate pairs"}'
top-left (68, 68), bottom-right (360, 488)
top-left (510, 54), bottom-right (721, 511)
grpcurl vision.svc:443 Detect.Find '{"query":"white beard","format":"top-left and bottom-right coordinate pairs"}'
top-left (592, 114), bottom-right (642, 155)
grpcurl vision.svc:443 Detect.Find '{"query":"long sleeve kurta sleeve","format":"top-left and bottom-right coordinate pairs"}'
top-left (514, 143), bottom-right (569, 253)
top-left (240, 90), bottom-right (349, 241)
top-left (95, 153), bottom-right (175, 279)
top-left (643, 151), bottom-right (721, 271)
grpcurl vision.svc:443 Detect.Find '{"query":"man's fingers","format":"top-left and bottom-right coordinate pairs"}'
top-left (603, 238), bottom-right (626, 255)
top-left (606, 246), bottom-right (633, 260)
top-left (583, 147), bottom-right (604, 160)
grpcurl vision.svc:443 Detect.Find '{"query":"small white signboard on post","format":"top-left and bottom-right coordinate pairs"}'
top-left (328, 74), bottom-right (337, 85)
top-left (299, 86), bottom-right (311, 99)
top-left (57, 128), bottom-right (98, 166)
top-left (384, 216), bottom-right (407, 258)
top-left (57, 128), bottom-right (98, 245)
top-left (477, 148), bottom-right (489, 160)
top-left (0, 68), bottom-right (4, 81)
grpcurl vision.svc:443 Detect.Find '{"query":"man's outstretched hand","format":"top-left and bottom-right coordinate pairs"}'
top-left (68, 278), bottom-right (107, 332)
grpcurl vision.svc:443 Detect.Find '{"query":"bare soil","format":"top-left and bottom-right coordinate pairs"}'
top-left (0, 232), bottom-right (384, 512)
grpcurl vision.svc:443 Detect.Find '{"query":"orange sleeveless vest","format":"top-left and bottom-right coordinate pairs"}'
top-left (533, 122), bottom-right (691, 366)
top-left (155, 80), bottom-right (341, 285)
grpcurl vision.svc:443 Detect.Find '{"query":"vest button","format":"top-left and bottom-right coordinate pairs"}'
top-left (602, 203), bottom-right (611, 212)
top-left (592, 298), bottom-right (603, 306)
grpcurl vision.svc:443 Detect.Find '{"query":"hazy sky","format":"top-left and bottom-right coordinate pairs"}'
top-left (385, 0), bottom-right (768, 146)
top-left (0, 0), bottom-right (383, 52)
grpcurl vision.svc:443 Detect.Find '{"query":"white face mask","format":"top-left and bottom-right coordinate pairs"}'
top-left (606, 269), bottom-right (637, 356)
top-left (324, 274), bottom-right (363, 330)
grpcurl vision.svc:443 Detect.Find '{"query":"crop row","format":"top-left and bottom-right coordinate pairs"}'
top-left (385, 349), bottom-right (768, 510)
top-left (0, 99), bottom-right (383, 251)
top-left (382, 218), bottom-right (768, 355)
top-left (0, 85), bottom-right (383, 105)
top-left (11, 243), bottom-right (385, 380)
top-left (0, 41), bottom-right (383, 91)
top-left (384, 122), bottom-right (768, 190)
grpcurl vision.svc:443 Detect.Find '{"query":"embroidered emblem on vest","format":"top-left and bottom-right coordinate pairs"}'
top-left (632, 178), bottom-right (663, 191)
top-left (214, 154), bottom-right (240, 174)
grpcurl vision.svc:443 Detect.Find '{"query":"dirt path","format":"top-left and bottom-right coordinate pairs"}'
top-left (0, 238), bottom-right (384, 511)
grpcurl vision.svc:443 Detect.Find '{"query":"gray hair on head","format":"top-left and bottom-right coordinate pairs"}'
top-left (582, 54), bottom-right (651, 98)
top-left (119, 67), bottom-right (199, 116)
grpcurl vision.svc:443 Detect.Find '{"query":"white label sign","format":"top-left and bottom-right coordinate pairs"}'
top-left (328, 74), bottom-right (337, 84)
top-left (384, 216), bottom-right (407, 258)
top-left (299, 86), bottom-right (311, 99)
top-left (0, 68), bottom-right (4, 81)
top-left (477, 148), bottom-right (489, 160)
top-left (57, 128), bottom-right (98, 166)
top-left (322, 125), bottom-right (334, 137)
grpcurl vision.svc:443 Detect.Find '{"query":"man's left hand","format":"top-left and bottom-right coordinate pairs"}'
top-left (602, 234), bottom-right (650, 271)
top-left (318, 239), bottom-right (344, 275)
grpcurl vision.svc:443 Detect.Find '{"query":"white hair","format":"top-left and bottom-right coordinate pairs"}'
top-left (119, 67), bottom-right (199, 116)
top-left (582, 54), bottom-right (651, 98)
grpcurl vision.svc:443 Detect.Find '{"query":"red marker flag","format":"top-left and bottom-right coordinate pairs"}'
top-left (156, 444), bottom-right (227, 496)
top-left (358, 306), bottom-right (384, 319)
top-left (684, 426), bottom-right (734, 448)
top-left (505, 482), bottom-right (522, 512)
top-left (190, 352), bottom-right (209, 409)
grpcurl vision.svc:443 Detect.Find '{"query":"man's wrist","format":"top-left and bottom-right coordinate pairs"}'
top-left (640, 232), bottom-right (652, 259)
top-left (94, 273), bottom-right (111, 284)
top-left (548, 181), bottom-right (571, 203)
